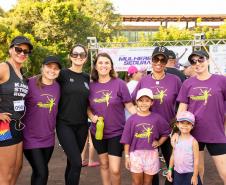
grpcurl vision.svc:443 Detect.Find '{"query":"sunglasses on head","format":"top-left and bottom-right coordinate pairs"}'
top-left (152, 57), bottom-right (167, 64)
top-left (70, 52), bottom-right (87, 59)
top-left (14, 46), bottom-right (31, 55)
top-left (190, 57), bottom-right (205, 65)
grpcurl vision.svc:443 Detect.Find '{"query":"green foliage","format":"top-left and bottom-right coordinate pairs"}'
top-left (0, 0), bottom-right (120, 75)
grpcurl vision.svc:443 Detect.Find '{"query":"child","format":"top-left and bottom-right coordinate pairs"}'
top-left (120, 88), bottom-right (170, 185)
top-left (166, 111), bottom-right (202, 185)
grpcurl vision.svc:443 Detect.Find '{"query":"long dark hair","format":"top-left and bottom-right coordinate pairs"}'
top-left (91, 52), bottom-right (117, 82)
top-left (69, 44), bottom-right (87, 63)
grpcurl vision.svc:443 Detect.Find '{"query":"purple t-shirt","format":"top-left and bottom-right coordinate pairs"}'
top-left (120, 113), bottom-right (170, 152)
top-left (89, 78), bottom-right (132, 139)
top-left (23, 77), bottom-right (60, 149)
top-left (177, 75), bottom-right (226, 143)
top-left (132, 74), bottom-right (182, 123)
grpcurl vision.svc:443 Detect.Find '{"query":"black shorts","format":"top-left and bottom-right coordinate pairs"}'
top-left (91, 134), bottom-right (123, 157)
top-left (0, 120), bottom-right (23, 147)
top-left (198, 142), bottom-right (226, 156)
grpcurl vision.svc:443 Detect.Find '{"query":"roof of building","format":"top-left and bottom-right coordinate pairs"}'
top-left (122, 15), bottom-right (226, 22)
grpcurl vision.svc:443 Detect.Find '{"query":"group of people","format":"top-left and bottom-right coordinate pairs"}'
top-left (0, 35), bottom-right (225, 185)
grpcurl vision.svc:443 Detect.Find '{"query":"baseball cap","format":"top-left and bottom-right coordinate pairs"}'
top-left (10, 36), bottom-right (33, 50)
top-left (152, 46), bottom-right (169, 60)
top-left (188, 50), bottom-right (209, 63)
top-left (177, 111), bottom-right (195, 125)
top-left (168, 50), bottom-right (176, 59)
top-left (128, 65), bottom-right (138, 76)
top-left (136, 88), bottom-right (154, 100)
top-left (43, 56), bottom-right (62, 69)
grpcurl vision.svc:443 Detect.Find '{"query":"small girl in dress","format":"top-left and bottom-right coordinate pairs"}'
top-left (166, 111), bottom-right (202, 185)
top-left (120, 88), bottom-right (170, 185)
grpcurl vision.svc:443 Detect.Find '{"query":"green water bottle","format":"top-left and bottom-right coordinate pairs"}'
top-left (95, 116), bottom-right (104, 140)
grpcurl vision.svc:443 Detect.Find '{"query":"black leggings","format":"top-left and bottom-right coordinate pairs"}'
top-left (153, 138), bottom-right (173, 185)
top-left (24, 146), bottom-right (54, 185)
top-left (56, 123), bottom-right (88, 185)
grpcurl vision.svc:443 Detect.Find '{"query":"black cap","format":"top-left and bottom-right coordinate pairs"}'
top-left (168, 50), bottom-right (176, 59)
top-left (152, 46), bottom-right (169, 60)
top-left (188, 50), bottom-right (209, 63)
top-left (10, 36), bottom-right (33, 50)
top-left (43, 56), bottom-right (62, 69)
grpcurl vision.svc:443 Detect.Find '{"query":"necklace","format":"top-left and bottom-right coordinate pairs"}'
top-left (152, 73), bottom-right (165, 85)
top-left (10, 61), bottom-right (23, 80)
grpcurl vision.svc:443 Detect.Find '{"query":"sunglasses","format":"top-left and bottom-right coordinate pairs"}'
top-left (14, 46), bottom-right (31, 55)
top-left (190, 57), bottom-right (206, 65)
top-left (70, 52), bottom-right (87, 59)
top-left (152, 57), bottom-right (167, 64)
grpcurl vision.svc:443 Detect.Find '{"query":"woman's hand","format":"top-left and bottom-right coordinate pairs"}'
top-left (171, 133), bottom-right (179, 147)
top-left (0, 112), bottom-right (11, 122)
top-left (152, 140), bottom-right (159, 148)
top-left (191, 175), bottom-right (198, 185)
top-left (91, 115), bottom-right (98, 124)
top-left (125, 156), bottom-right (131, 170)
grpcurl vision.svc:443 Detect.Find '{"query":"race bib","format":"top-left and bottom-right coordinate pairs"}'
top-left (13, 100), bottom-right (25, 111)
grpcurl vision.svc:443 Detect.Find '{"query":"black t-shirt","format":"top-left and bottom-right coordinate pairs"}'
top-left (0, 62), bottom-right (28, 120)
top-left (166, 67), bottom-right (187, 82)
top-left (57, 69), bottom-right (90, 125)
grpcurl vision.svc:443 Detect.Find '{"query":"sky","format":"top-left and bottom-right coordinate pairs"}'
top-left (1, 0), bottom-right (226, 15)
top-left (110, 0), bottom-right (226, 15)
top-left (0, 0), bottom-right (16, 11)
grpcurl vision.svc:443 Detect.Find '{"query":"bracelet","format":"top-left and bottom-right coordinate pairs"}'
top-left (125, 154), bottom-right (130, 158)
top-left (168, 167), bottom-right (173, 171)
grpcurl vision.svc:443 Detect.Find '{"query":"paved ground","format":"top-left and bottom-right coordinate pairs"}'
top-left (17, 139), bottom-right (223, 185)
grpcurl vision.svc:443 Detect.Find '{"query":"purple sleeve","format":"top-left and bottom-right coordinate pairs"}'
top-left (175, 76), bottom-right (182, 95)
top-left (177, 80), bottom-right (189, 104)
top-left (221, 75), bottom-right (226, 101)
top-left (131, 80), bottom-right (142, 101)
top-left (118, 79), bottom-right (132, 103)
top-left (157, 116), bottom-right (171, 137)
top-left (120, 118), bottom-right (132, 144)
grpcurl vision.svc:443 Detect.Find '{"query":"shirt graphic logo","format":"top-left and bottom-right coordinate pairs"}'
top-left (70, 78), bottom-right (74, 82)
top-left (84, 82), bottom-right (89, 90)
top-left (135, 125), bottom-right (153, 143)
top-left (93, 90), bottom-right (112, 106)
top-left (190, 88), bottom-right (212, 105)
top-left (153, 88), bottom-right (167, 104)
top-left (37, 94), bottom-right (56, 113)
top-left (14, 82), bottom-right (28, 97)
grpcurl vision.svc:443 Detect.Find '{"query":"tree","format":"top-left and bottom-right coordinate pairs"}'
top-left (0, 0), bottom-right (120, 75)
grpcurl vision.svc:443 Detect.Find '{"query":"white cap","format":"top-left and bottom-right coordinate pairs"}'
top-left (136, 88), bottom-right (154, 100)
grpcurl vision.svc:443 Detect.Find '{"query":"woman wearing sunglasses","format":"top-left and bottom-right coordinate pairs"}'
top-left (56, 44), bottom-right (89, 185)
top-left (132, 46), bottom-right (182, 185)
top-left (0, 36), bottom-right (32, 185)
top-left (176, 50), bottom-right (226, 184)
top-left (22, 56), bottom-right (61, 185)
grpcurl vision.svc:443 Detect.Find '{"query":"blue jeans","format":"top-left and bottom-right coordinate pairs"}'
top-left (174, 170), bottom-right (202, 185)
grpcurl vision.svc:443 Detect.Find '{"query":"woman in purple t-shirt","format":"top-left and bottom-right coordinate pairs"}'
top-left (23, 56), bottom-right (61, 185)
top-left (176, 50), bottom-right (226, 184)
top-left (132, 46), bottom-right (182, 185)
top-left (88, 52), bottom-right (136, 185)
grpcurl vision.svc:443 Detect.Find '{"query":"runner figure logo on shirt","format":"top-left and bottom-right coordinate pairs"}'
top-left (135, 124), bottom-right (153, 143)
top-left (153, 88), bottom-right (167, 104)
top-left (37, 94), bottom-right (56, 113)
top-left (94, 90), bottom-right (112, 106)
top-left (190, 88), bottom-right (212, 105)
